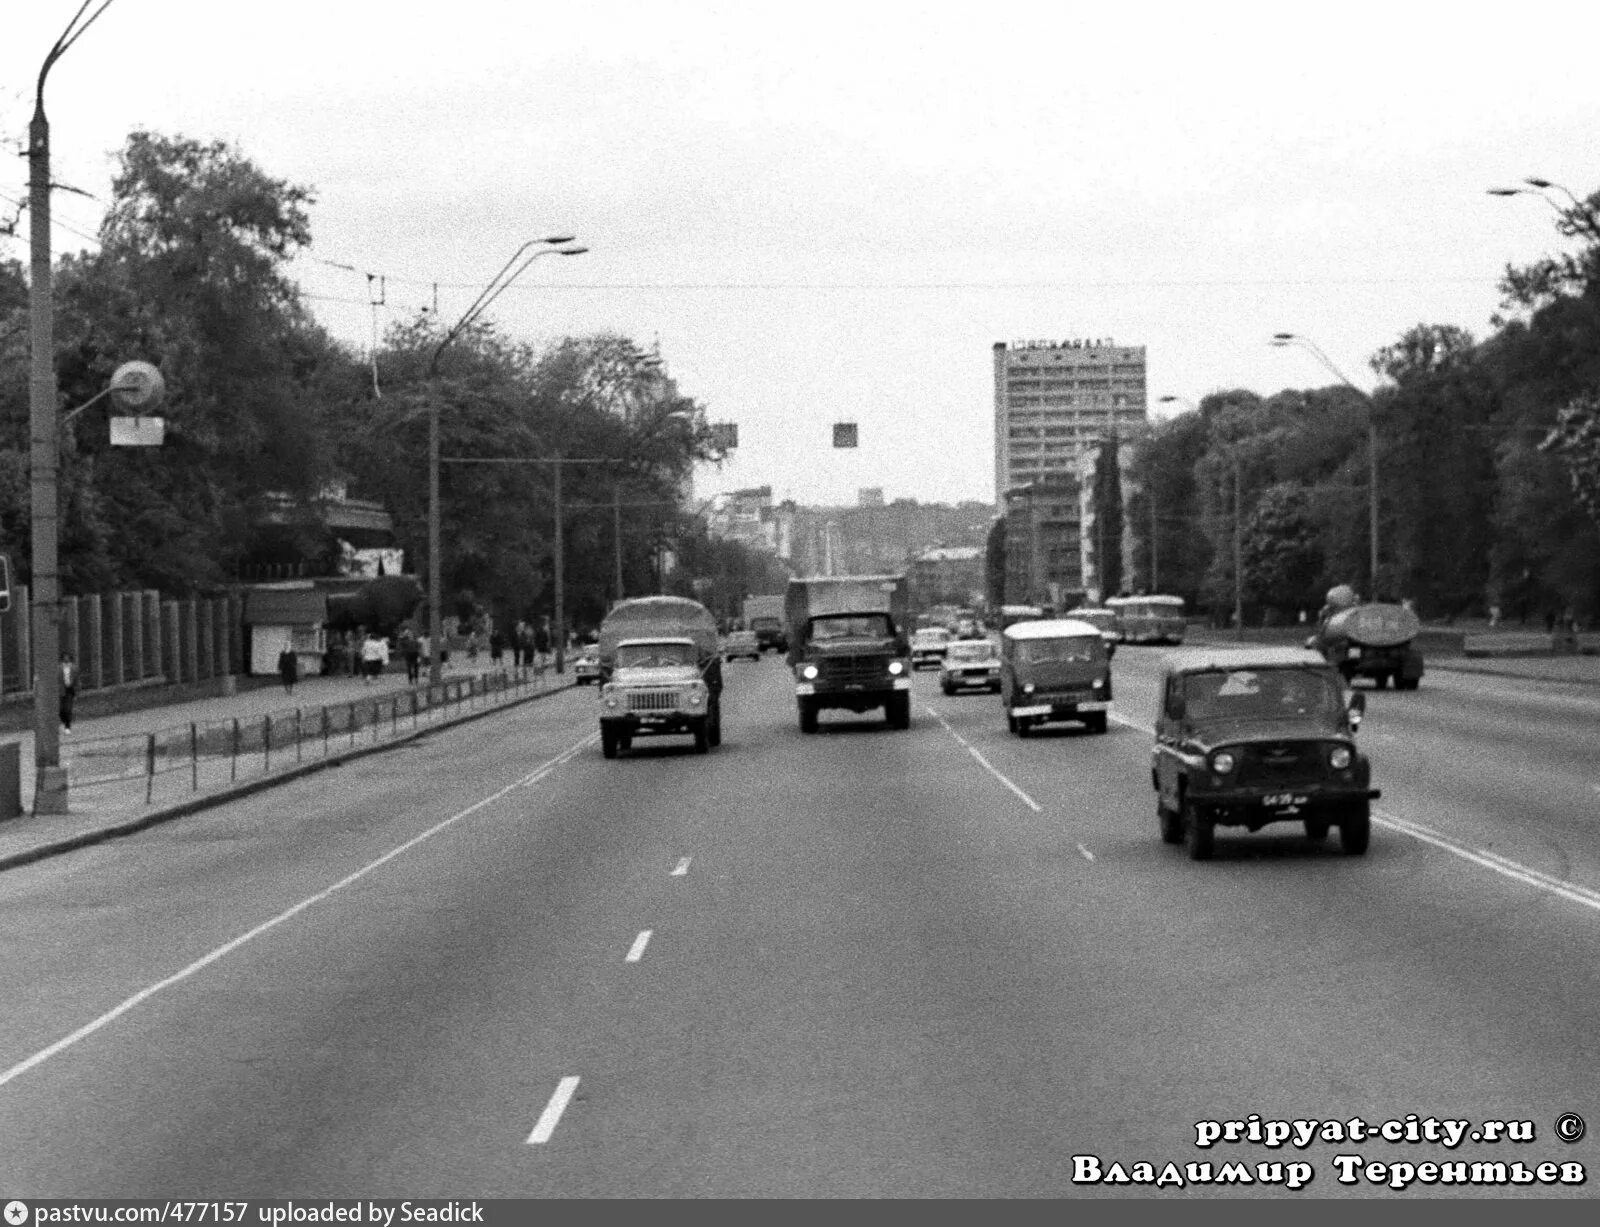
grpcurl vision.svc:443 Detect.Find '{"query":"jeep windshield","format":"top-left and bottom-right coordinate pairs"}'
top-left (1183, 668), bottom-right (1343, 721)
top-left (615, 642), bottom-right (695, 669)
top-left (811, 614), bottom-right (893, 640)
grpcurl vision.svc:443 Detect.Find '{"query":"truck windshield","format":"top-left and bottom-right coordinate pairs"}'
top-left (811, 614), bottom-right (892, 640)
top-left (615, 643), bottom-right (694, 668)
top-left (1183, 669), bottom-right (1341, 720)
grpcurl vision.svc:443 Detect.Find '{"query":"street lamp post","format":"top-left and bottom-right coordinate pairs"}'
top-left (424, 239), bottom-right (585, 684)
top-left (28, 1), bottom-right (120, 815)
top-left (1272, 333), bottom-right (1381, 598)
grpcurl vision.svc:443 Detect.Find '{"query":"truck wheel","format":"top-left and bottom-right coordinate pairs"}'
top-left (708, 701), bottom-right (722, 746)
top-left (1305, 818), bottom-right (1330, 842)
top-left (1396, 677), bottom-right (1420, 691)
top-left (1158, 800), bottom-right (1183, 844)
top-left (1184, 800), bottom-right (1214, 861)
top-left (1016, 719), bottom-right (1030, 738)
top-left (601, 727), bottom-right (619, 759)
top-left (1339, 803), bottom-right (1371, 855)
top-left (1007, 713), bottom-right (1020, 735)
top-left (618, 731), bottom-right (633, 752)
top-left (692, 718), bottom-right (709, 754)
top-left (1086, 711), bottom-right (1108, 735)
top-left (799, 698), bottom-right (818, 734)
top-left (1374, 672), bottom-right (1390, 690)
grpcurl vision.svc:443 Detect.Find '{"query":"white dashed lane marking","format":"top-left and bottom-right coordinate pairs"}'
top-left (527, 1075), bottom-right (581, 1144)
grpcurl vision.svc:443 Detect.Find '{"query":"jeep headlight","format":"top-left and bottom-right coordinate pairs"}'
top-left (1091, 677), bottom-right (1103, 689)
top-left (1022, 682), bottom-right (1035, 695)
top-left (1210, 751), bottom-right (1236, 775)
top-left (888, 660), bottom-right (905, 675)
top-left (802, 664), bottom-right (819, 680)
top-left (1329, 745), bottom-right (1352, 770)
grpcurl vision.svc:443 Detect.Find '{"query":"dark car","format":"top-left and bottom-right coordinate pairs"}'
top-left (1151, 647), bottom-right (1378, 860)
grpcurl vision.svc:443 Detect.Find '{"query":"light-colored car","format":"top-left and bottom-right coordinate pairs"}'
top-left (910, 626), bottom-right (953, 669)
top-left (1065, 607), bottom-right (1122, 658)
top-left (723, 629), bottom-right (762, 661)
top-left (572, 644), bottom-right (603, 684)
top-left (939, 638), bottom-right (1001, 694)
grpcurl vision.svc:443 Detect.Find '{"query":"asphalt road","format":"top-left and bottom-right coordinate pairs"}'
top-left (2, 650), bottom-right (1597, 1197)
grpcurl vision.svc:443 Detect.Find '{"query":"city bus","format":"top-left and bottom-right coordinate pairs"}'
top-left (1106, 594), bottom-right (1187, 645)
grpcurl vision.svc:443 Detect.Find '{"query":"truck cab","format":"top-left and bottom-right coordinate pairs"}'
top-left (596, 596), bottom-right (723, 758)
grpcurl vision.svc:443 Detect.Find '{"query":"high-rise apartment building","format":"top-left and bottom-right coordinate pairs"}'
top-left (993, 338), bottom-right (1148, 602)
top-left (992, 338), bottom-right (1148, 503)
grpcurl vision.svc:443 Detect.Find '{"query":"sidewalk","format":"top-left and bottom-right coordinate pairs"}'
top-left (0, 661), bottom-right (575, 872)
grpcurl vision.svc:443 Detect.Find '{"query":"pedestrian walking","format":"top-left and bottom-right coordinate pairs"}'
top-left (490, 628), bottom-right (505, 664)
top-left (277, 641), bottom-right (299, 695)
top-left (534, 618), bottom-right (551, 670)
top-left (59, 652), bottom-right (78, 734)
top-left (467, 630), bottom-right (481, 663)
top-left (512, 620), bottom-right (528, 668)
top-left (361, 630), bottom-right (389, 683)
top-left (400, 628), bottom-right (421, 684)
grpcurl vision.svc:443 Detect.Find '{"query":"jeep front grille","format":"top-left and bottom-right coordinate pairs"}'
top-left (1237, 742), bottom-right (1323, 785)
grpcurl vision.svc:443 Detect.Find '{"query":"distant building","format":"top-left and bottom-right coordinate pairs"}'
top-left (858, 487), bottom-right (884, 508)
top-left (1004, 476), bottom-right (1084, 609)
top-left (910, 546), bottom-right (985, 611)
top-left (992, 338), bottom-right (1148, 508)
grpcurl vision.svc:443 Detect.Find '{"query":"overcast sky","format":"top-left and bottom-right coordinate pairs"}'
top-left (5, 0), bottom-right (1597, 507)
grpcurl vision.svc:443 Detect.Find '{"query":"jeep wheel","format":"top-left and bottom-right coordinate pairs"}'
top-left (1016, 719), bottom-right (1030, 738)
top-left (1158, 801), bottom-right (1183, 845)
top-left (601, 727), bottom-right (619, 760)
top-left (1007, 713), bottom-right (1020, 735)
top-left (1085, 711), bottom-right (1108, 735)
top-left (692, 718), bottom-right (709, 754)
top-left (1395, 677), bottom-right (1420, 691)
top-left (941, 681), bottom-right (953, 696)
top-left (1184, 800), bottom-right (1214, 861)
top-left (1339, 803), bottom-right (1371, 855)
top-left (887, 692), bottom-right (911, 730)
top-left (799, 698), bottom-right (818, 734)
top-left (1305, 817), bottom-right (1330, 842)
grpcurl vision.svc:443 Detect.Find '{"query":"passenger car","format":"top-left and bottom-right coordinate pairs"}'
top-left (910, 626), bottom-right (954, 669)
top-left (1000, 618), bottom-right (1112, 734)
top-left (723, 629), bottom-right (762, 661)
top-left (1151, 647), bottom-right (1377, 860)
top-left (572, 643), bottom-right (602, 684)
top-left (1065, 606), bottom-right (1122, 658)
top-left (939, 638), bottom-right (1002, 694)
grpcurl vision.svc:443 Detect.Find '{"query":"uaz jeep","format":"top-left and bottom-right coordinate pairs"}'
top-left (1152, 647), bottom-right (1378, 860)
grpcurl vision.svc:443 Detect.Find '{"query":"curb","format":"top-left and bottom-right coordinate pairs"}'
top-left (0, 679), bottom-right (576, 873)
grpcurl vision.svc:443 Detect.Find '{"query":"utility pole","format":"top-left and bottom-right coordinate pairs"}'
top-left (1233, 452), bottom-right (1244, 642)
top-left (613, 483), bottom-right (624, 605)
top-left (553, 458), bottom-right (565, 673)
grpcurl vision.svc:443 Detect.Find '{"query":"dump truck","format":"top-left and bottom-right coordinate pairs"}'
top-left (785, 574), bottom-right (912, 732)
top-left (596, 595), bottom-right (723, 757)
top-left (743, 593), bottom-right (788, 653)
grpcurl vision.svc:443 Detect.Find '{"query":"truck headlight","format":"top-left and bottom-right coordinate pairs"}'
top-left (888, 660), bottom-right (905, 675)
top-left (1328, 745), bottom-right (1352, 770)
top-left (686, 685), bottom-right (706, 707)
top-left (1022, 683), bottom-right (1035, 695)
top-left (802, 664), bottom-right (819, 680)
top-left (1210, 751), bottom-right (1236, 775)
top-left (601, 684), bottom-right (619, 709)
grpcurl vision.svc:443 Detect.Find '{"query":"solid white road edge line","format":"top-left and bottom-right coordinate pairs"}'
top-left (927, 707), bottom-right (1042, 813)
top-left (527, 1075), bottom-right (581, 1144)
top-left (1111, 710), bottom-right (1600, 915)
top-left (626, 930), bottom-right (652, 962)
top-left (0, 732), bottom-right (600, 1091)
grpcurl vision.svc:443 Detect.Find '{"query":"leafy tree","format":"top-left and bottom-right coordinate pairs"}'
top-left (1241, 483), bottom-right (1324, 617)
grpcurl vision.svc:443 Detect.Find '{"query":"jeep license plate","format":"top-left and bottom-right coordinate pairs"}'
top-left (1263, 792), bottom-right (1309, 808)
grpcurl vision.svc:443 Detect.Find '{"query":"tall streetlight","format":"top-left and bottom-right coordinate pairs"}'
top-left (425, 239), bottom-right (585, 684)
top-left (28, 0), bottom-right (120, 815)
top-left (1272, 332), bottom-right (1381, 598)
